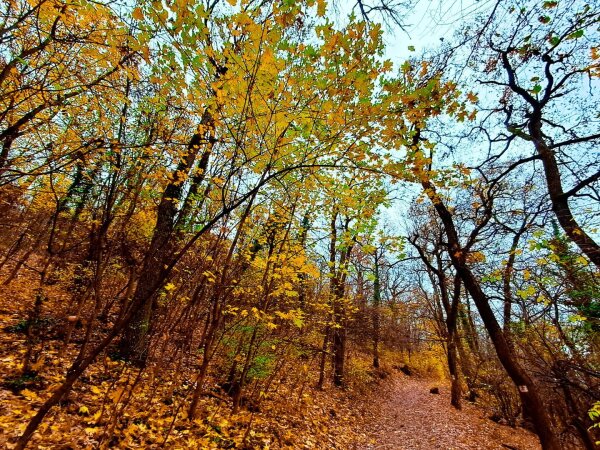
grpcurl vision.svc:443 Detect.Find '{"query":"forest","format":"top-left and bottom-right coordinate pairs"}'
top-left (0, 0), bottom-right (598, 448)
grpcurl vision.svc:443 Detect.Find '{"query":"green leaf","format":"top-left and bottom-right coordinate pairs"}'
top-left (566, 29), bottom-right (584, 40)
top-left (408, 45), bottom-right (415, 52)
top-left (532, 84), bottom-right (542, 94)
top-left (305, 45), bottom-right (318, 58)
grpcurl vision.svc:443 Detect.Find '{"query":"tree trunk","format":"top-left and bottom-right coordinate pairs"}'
top-left (317, 325), bottom-right (329, 390)
top-left (411, 235), bottom-right (462, 409)
top-left (331, 215), bottom-right (352, 387)
top-left (447, 275), bottom-right (462, 409)
top-left (332, 300), bottom-right (346, 387)
top-left (528, 113), bottom-right (600, 268)
top-left (119, 116), bottom-right (213, 363)
top-left (372, 256), bottom-right (381, 369)
top-left (422, 178), bottom-right (561, 450)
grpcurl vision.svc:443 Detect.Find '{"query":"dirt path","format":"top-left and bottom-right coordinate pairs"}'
top-left (362, 375), bottom-right (541, 450)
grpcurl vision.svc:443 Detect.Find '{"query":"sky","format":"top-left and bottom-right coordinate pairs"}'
top-left (363, 0), bottom-right (500, 230)
top-left (343, 0), bottom-right (498, 63)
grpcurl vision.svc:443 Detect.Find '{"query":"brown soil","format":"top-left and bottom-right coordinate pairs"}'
top-left (362, 375), bottom-right (542, 450)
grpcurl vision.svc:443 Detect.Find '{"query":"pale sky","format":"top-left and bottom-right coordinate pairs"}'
top-left (382, 0), bottom-right (497, 62)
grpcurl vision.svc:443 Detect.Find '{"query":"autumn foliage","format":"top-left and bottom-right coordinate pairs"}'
top-left (0, 0), bottom-right (598, 449)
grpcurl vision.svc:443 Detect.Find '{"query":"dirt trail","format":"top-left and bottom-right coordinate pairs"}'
top-left (362, 375), bottom-right (541, 450)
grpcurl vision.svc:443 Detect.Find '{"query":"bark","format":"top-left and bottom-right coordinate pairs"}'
top-left (460, 296), bottom-right (480, 356)
top-left (332, 288), bottom-right (347, 387)
top-left (455, 329), bottom-right (478, 401)
top-left (502, 244), bottom-right (516, 335)
top-left (0, 133), bottom-right (15, 170)
top-left (527, 114), bottom-right (600, 268)
top-left (297, 212), bottom-right (311, 309)
top-left (447, 275), bottom-right (462, 410)
top-left (22, 288), bottom-right (45, 376)
top-left (560, 380), bottom-right (596, 450)
top-left (317, 325), bottom-right (330, 390)
top-left (331, 213), bottom-right (353, 387)
top-left (372, 256), bottom-right (381, 369)
top-left (321, 209), bottom-right (337, 389)
top-left (119, 115), bottom-right (213, 364)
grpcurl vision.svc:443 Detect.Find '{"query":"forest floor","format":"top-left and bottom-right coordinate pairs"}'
top-left (361, 374), bottom-right (542, 450)
top-left (0, 268), bottom-right (543, 449)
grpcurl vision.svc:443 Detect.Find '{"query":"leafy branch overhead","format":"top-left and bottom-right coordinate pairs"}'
top-left (0, 0), bottom-right (598, 449)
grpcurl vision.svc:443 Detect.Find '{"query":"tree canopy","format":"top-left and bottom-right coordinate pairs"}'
top-left (0, 0), bottom-right (598, 448)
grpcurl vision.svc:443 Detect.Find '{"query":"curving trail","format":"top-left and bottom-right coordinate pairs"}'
top-left (362, 375), bottom-right (542, 450)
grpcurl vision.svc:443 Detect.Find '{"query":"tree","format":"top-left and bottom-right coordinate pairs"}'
top-left (6, 1), bottom-right (417, 446)
top-left (471, 0), bottom-right (600, 267)
top-left (409, 206), bottom-right (463, 409)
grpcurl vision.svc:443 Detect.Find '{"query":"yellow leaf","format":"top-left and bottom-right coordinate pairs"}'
top-left (317, 0), bottom-right (326, 16)
top-left (132, 7), bottom-right (144, 20)
top-left (30, 355), bottom-right (46, 371)
top-left (20, 389), bottom-right (38, 401)
top-left (79, 406), bottom-right (90, 415)
top-left (111, 387), bottom-right (125, 404)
